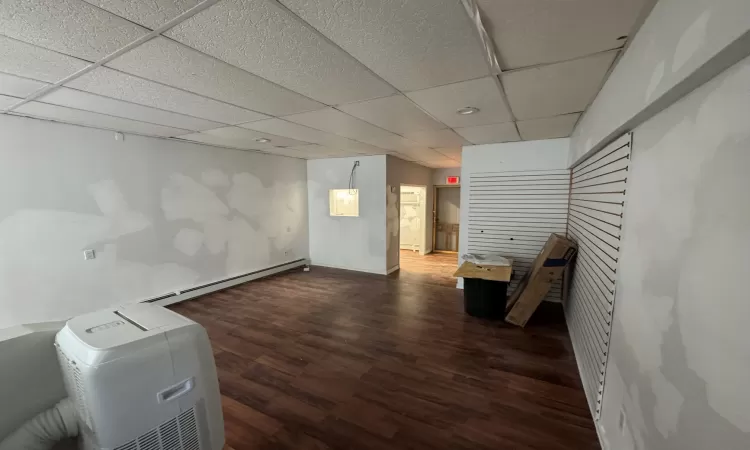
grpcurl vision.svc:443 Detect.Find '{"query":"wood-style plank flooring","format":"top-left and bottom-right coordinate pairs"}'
top-left (170, 254), bottom-right (598, 450)
top-left (396, 249), bottom-right (459, 288)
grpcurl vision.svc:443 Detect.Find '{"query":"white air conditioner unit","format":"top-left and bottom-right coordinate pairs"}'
top-left (55, 303), bottom-right (224, 450)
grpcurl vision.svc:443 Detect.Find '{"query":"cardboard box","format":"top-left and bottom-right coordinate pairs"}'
top-left (454, 260), bottom-right (513, 282)
top-left (505, 233), bottom-right (577, 327)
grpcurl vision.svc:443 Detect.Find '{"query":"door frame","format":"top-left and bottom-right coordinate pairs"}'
top-left (432, 184), bottom-right (460, 254)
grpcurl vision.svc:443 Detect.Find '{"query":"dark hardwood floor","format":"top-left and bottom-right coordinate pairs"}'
top-left (170, 258), bottom-right (598, 450)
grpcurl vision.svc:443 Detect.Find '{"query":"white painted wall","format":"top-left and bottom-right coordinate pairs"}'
top-left (0, 114), bottom-right (309, 329)
top-left (597, 53), bottom-right (750, 450)
top-left (570, 0), bottom-right (750, 165)
top-left (457, 139), bottom-right (570, 288)
top-left (386, 156), bottom-right (434, 268)
top-left (432, 168), bottom-right (461, 186)
top-left (307, 156), bottom-right (387, 274)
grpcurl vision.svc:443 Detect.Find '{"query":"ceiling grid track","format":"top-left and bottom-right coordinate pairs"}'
top-left (0, 0), bottom-right (650, 165)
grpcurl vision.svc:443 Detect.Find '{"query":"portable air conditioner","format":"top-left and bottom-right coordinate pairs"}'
top-left (55, 303), bottom-right (224, 450)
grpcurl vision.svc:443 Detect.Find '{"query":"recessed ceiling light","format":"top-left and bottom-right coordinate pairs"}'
top-left (456, 107), bottom-right (480, 115)
top-left (255, 137), bottom-right (271, 143)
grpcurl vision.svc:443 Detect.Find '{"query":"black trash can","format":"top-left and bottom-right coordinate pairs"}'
top-left (463, 277), bottom-right (508, 320)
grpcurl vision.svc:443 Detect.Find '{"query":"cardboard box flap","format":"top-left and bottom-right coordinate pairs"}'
top-left (454, 260), bottom-right (513, 282)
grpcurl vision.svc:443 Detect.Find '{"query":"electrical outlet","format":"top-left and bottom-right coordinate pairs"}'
top-left (83, 249), bottom-right (96, 260)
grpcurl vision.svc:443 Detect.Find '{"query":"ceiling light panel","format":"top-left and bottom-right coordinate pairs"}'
top-left (0, 72), bottom-right (48, 98)
top-left (0, 36), bottom-right (91, 83)
top-left (501, 51), bottom-right (617, 120)
top-left (0, 94), bottom-right (23, 110)
top-left (337, 95), bottom-right (445, 135)
top-left (239, 118), bottom-right (386, 154)
top-left (66, 67), bottom-right (267, 124)
top-left (14, 102), bottom-right (191, 137)
top-left (38, 87), bottom-right (223, 131)
top-left (454, 122), bottom-right (520, 145)
top-left (516, 113), bottom-right (581, 140)
top-left (0, 0), bottom-right (148, 61)
top-left (406, 77), bottom-right (513, 128)
top-left (403, 128), bottom-right (468, 148)
top-left (279, 0), bottom-right (489, 91)
top-left (282, 108), bottom-right (420, 152)
top-left (166, 0), bottom-right (395, 105)
top-left (476, 0), bottom-right (646, 69)
top-left (107, 37), bottom-right (325, 116)
top-left (81, 0), bottom-right (202, 30)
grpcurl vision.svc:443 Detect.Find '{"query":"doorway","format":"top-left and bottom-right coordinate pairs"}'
top-left (433, 185), bottom-right (461, 252)
top-left (399, 185), bottom-right (427, 254)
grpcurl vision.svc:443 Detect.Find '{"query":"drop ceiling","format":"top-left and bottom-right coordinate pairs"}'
top-left (0, 0), bottom-right (648, 168)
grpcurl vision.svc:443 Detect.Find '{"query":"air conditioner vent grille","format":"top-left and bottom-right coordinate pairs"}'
top-left (114, 406), bottom-right (201, 450)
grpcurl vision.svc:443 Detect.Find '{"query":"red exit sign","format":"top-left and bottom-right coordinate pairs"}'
top-left (446, 176), bottom-right (460, 185)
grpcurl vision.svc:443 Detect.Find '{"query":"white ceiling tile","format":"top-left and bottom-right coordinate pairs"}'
top-left (477, 0), bottom-right (646, 69)
top-left (433, 147), bottom-right (463, 160)
top-left (337, 95), bottom-right (444, 135)
top-left (0, 36), bottom-right (91, 83)
top-left (0, 94), bottom-right (23, 109)
top-left (66, 67), bottom-right (267, 124)
top-left (406, 77), bottom-right (513, 128)
top-left (454, 122), bottom-right (520, 145)
top-left (107, 37), bottom-right (324, 116)
top-left (517, 113), bottom-right (581, 140)
top-left (166, 0), bottom-right (395, 105)
top-left (38, 87), bottom-right (222, 131)
top-left (502, 52), bottom-right (618, 120)
top-left (280, 0), bottom-right (488, 91)
top-left (282, 108), bottom-right (420, 151)
top-left (13, 102), bottom-right (191, 137)
top-left (403, 128), bottom-right (468, 148)
top-left (260, 147), bottom-right (306, 159)
top-left (0, 0), bottom-right (148, 61)
top-left (179, 128), bottom-right (269, 151)
top-left (175, 133), bottom-right (248, 151)
top-left (209, 126), bottom-right (309, 148)
top-left (0, 72), bottom-right (48, 98)
top-left (398, 148), bottom-right (450, 162)
top-left (418, 159), bottom-right (461, 169)
top-left (286, 144), bottom-right (353, 158)
top-left (81, 0), bottom-right (202, 30)
top-left (188, 126), bottom-right (309, 151)
top-left (239, 118), bottom-right (384, 154)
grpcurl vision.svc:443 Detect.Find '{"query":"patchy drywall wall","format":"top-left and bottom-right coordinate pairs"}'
top-left (0, 115), bottom-right (309, 329)
top-left (307, 156), bottom-right (387, 274)
top-left (570, 0), bottom-right (750, 165)
top-left (599, 54), bottom-right (750, 450)
top-left (386, 156), bottom-right (434, 268)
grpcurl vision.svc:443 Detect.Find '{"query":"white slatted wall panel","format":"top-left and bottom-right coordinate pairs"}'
top-left (565, 133), bottom-right (632, 419)
top-left (467, 169), bottom-right (571, 302)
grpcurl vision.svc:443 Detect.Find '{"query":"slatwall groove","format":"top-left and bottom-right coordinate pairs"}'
top-left (565, 133), bottom-right (631, 421)
top-left (467, 169), bottom-right (569, 303)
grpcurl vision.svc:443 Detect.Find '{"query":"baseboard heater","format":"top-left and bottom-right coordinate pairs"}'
top-left (141, 258), bottom-right (308, 307)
